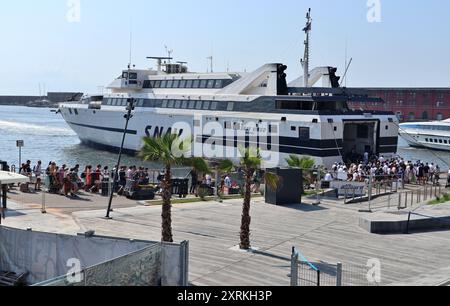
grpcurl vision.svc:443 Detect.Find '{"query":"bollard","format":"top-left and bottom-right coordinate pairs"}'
top-left (317, 270), bottom-right (321, 287)
top-left (405, 193), bottom-right (408, 208)
top-left (411, 191), bottom-right (414, 207)
top-left (388, 193), bottom-right (391, 209)
top-left (398, 193), bottom-right (402, 210)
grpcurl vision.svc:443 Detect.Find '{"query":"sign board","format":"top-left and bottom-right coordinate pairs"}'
top-left (16, 140), bottom-right (24, 148)
top-left (330, 181), bottom-right (366, 197)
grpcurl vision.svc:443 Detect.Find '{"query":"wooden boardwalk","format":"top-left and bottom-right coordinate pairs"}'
top-left (4, 192), bottom-right (450, 286)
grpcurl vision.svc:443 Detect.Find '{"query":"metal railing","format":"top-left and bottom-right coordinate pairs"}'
top-left (290, 247), bottom-right (381, 287)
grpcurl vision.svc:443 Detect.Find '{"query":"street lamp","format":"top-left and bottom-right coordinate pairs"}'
top-left (105, 98), bottom-right (136, 219)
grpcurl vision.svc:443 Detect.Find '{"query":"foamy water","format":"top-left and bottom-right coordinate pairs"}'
top-left (0, 120), bottom-right (76, 136)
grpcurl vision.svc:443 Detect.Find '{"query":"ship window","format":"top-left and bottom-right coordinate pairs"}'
top-left (137, 99), bottom-right (144, 107)
top-left (211, 102), bottom-right (218, 110)
top-left (167, 80), bottom-right (174, 88)
top-left (207, 80), bottom-right (215, 89)
top-left (196, 101), bottom-right (203, 110)
top-left (129, 73), bottom-right (137, 80)
top-left (291, 126), bottom-right (297, 131)
top-left (179, 80), bottom-right (187, 88)
top-left (149, 81), bottom-right (156, 88)
top-left (122, 72), bottom-right (128, 79)
top-left (440, 139), bottom-right (443, 144)
top-left (276, 100), bottom-right (314, 111)
top-left (168, 100), bottom-right (175, 108)
top-left (203, 101), bottom-right (210, 110)
top-left (162, 100), bottom-right (168, 108)
top-left (173, 80), bottom-right (180, 88)
top-left (214, 80), bottom-right (223, 88)
top-left (227, 102), bottom-right (234, 111)
top-left (186, 80), bottom-right (193, 88)
top-left (154, 81), bottom-right (161, 88)
top-left (74, 109), bottom-right (79, 115)
top-left (69, 108), bottom-right (73, 115)
top-left (175, 100), bottom-right (181, 108)
top-left (435, 139), bottom-right (438, 143)
top-left (299, 127), bottom-right (310, 141)
top-left (425, 138), bottom-right (429, 142)
top-left (161, 80), bottom-right (167, 88)
top-left (182, 100), bottom-right (188, 109)
top-left (189, 101), bottom-right (196, 109)
top-left (193, 80), bottom-right (200, 88)
top-left (445, 140), bottom-right (449, 144)
top-left (224, 122), bottom-right (231, 129)
top-left (200, 80), bottom-right (208, 88)
top-left (122, 99), bottom-right (128, 106)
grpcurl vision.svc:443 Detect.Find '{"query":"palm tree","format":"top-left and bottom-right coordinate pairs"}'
top-left (139, 133), bottom-right (209, 243)
top-left (220, 147), bottom-right (278, 250)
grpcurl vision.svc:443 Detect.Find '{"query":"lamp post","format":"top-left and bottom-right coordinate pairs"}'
top-left (105, 98), bottom-right (135, 219)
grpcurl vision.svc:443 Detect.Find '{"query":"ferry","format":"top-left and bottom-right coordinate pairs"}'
top-left (400, 120), bottom-right (450, 151)
top-left (58, 10), bottom-right (399, 168)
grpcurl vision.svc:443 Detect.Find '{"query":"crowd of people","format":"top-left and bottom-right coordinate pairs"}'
top-left (324, 154), bottom-right (443, 186)
top-left (18, 160), bottom-right (157, 198)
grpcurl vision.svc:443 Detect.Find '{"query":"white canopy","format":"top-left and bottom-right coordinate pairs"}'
top-left (0, 171), bottom-right (29, 185)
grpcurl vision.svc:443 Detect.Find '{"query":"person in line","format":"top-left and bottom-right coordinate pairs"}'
top-left (189, 168), bottom-right (198, 195)
top-left (33, 160), bottom-right (42, 191)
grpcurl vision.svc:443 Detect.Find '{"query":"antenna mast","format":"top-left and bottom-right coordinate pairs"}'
top-left (301, 8), bottom-right (312, 88)
top-left (165, 46), bottom-right (173, 64)
top-left (207, 55), bottom-right (213, 73)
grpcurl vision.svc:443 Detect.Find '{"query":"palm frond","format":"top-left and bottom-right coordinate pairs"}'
top-left (264, 172), bottom-right (280, 191)
top-left (218, 159), bottom-right (235, 173)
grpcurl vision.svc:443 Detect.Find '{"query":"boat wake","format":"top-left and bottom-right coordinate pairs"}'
top-left (0, 120), bottom-right (76, 137)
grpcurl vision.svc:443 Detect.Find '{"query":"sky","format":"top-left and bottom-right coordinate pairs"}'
top-left (0, 0), bottom-right (449, 95)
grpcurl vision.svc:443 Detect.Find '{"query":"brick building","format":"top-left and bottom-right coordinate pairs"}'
top-left (349, 88), bottom-right (450, 122)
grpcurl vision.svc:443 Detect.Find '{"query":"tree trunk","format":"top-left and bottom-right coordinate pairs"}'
top-left (240, 168), bottom-right (254, 250)
top-left (161, 164), bottom-right (174, 243)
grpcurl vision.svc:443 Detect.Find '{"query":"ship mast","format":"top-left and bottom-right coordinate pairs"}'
top-left (301, 8), bottom-right (312, 88)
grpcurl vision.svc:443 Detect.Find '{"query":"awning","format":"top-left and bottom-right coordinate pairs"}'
top-left (0, 171), bottom-right (29, 185)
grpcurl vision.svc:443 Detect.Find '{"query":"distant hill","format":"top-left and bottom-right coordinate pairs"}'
top-left (0, 92), bottom-right (83, 106)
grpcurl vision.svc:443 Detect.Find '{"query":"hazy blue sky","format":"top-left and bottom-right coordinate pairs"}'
top-left (1, 0), bottom-right (449, 95)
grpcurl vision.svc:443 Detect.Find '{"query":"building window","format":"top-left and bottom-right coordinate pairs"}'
top-left (408, 112), bottom-right (415, 121)
top-left (422, 111), bottom-right (429, 120)
top-left (437, 113), bottom-right (444, 121)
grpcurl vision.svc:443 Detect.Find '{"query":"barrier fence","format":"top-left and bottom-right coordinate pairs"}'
top-left (290, 248), bottom-right (381, 287)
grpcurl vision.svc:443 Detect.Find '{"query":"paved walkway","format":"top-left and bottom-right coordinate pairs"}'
top-left (3, 189), bottom-right (450, 286)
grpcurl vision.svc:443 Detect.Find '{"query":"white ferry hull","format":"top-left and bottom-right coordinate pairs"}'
top-left (60, 105), bottom-right (398, 168)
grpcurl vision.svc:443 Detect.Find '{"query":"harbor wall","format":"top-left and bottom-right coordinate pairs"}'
top-left (0, 92), bottom-right (82, 106)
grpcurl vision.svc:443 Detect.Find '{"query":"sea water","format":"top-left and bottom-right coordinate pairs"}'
top-left (1, 106), bottom-right (450, 170)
